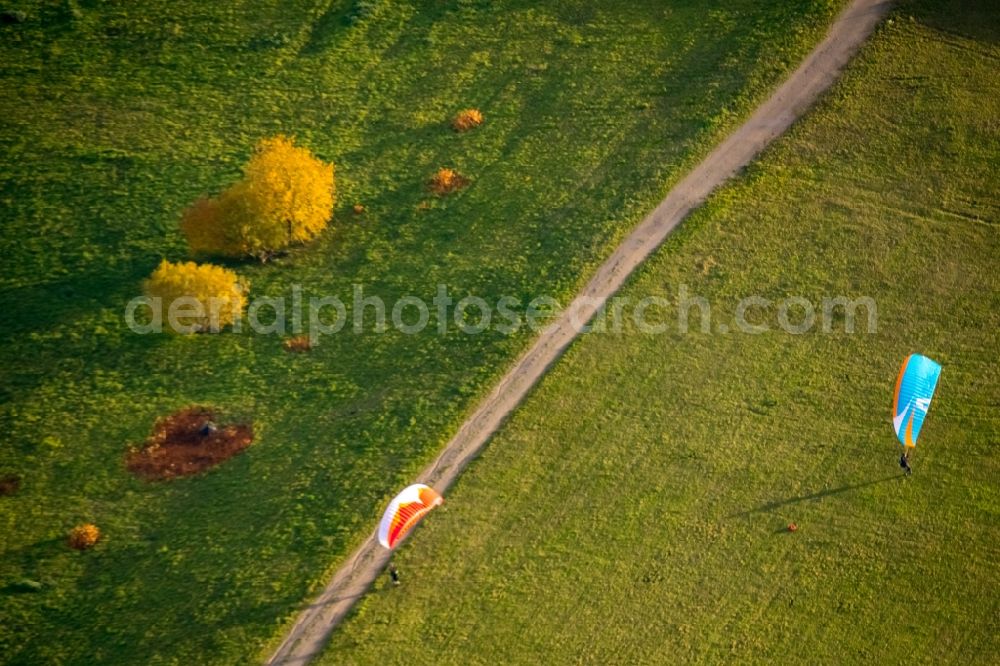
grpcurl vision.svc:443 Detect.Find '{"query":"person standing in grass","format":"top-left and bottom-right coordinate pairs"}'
top-left (899, 450), bottom-right (913, 475)
top-left (388, 564), bottom-right (401, 586)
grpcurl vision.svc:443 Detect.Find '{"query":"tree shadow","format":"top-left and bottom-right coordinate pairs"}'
top-left (913, 0), bottom-right (999, 45)
top-left (2, 536), bottom-right (65, 561)
top-left (0, 537), bottom-right (66, 596)
top-left (298, 0), bottom-right (353, 56)
top-left (731, 474), bottom-right (904, 517)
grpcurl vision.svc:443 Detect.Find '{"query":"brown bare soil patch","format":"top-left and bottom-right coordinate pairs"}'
top-left (126, 407), bottom-right (253, 480)
top-left (0, 474), bottom-right (21, 496)
top-left (283, 335), bottom-right (313, 352)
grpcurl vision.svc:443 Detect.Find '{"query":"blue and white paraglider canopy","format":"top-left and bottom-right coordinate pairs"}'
top-left (892, 354), bottom-right (941, 449)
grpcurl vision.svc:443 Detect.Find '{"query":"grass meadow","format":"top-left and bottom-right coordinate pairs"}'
top-left (319, 1), bottom-right (1000, 663)
top-left (0, 0), bottom-right (850, 663)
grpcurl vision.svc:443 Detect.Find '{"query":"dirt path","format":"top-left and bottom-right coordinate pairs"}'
top-left (266, 0), bottom-right (890, 662)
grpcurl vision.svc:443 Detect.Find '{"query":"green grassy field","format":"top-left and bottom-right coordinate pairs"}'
top-left (0, 0), bottom-right (853, 663)
top-left (320, 1), bottom-right (1000, 663)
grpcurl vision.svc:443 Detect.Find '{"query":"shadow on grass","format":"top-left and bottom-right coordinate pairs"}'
top-left (731, 474), bottom-right (905, 517)
top-left (0, 537), bottom-right (66, 596)
top-left (913, 0), bottom-right (999, 45)
top-left (2, 536), bottom-right (66, 561)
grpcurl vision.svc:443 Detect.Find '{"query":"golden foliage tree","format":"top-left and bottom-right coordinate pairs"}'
top-left (143, 260), bottom-right (248, 333)
top-left (181, 135), bottom-right (335, 260)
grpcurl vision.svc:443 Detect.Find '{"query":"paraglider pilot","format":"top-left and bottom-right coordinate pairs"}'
top-left (899, 450), bottom-right (912, 475)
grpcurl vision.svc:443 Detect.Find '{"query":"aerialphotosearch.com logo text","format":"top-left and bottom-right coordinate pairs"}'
top-left (124, 283), bottom-right (877, 342)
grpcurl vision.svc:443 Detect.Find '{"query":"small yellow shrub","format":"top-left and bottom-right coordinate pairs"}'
top-left (144, 260), bottom-right (248, 333)
top-left (452, 108), bottom-right (484, 132)
top-left (429, 167), bottom-right (469, 195)
top-left (68, 524), bottom-right (100, 550)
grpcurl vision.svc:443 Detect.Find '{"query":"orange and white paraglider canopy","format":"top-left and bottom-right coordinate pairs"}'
top-left (377, 484), bottom-right (443, 549)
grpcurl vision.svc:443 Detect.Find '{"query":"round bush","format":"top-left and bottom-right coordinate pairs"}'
top-left (143, 260), bottom-right (247, 333)
top-left (68, 524), bottom-right (100, 550)
top-left (452, 108), bottom-right (484, 132)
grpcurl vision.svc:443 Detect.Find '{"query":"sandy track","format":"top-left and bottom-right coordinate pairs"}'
top-left (266, 0), bottom-right (890, 662)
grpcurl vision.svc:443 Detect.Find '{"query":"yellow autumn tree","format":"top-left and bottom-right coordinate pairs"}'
top-left (144, 260), bottom-right (248, 333)
top-left (181, 135), bottom-right (335, 261)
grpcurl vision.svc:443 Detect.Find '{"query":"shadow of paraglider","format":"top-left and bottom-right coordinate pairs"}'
top-left (731, 474), bottom-right (905, 517)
